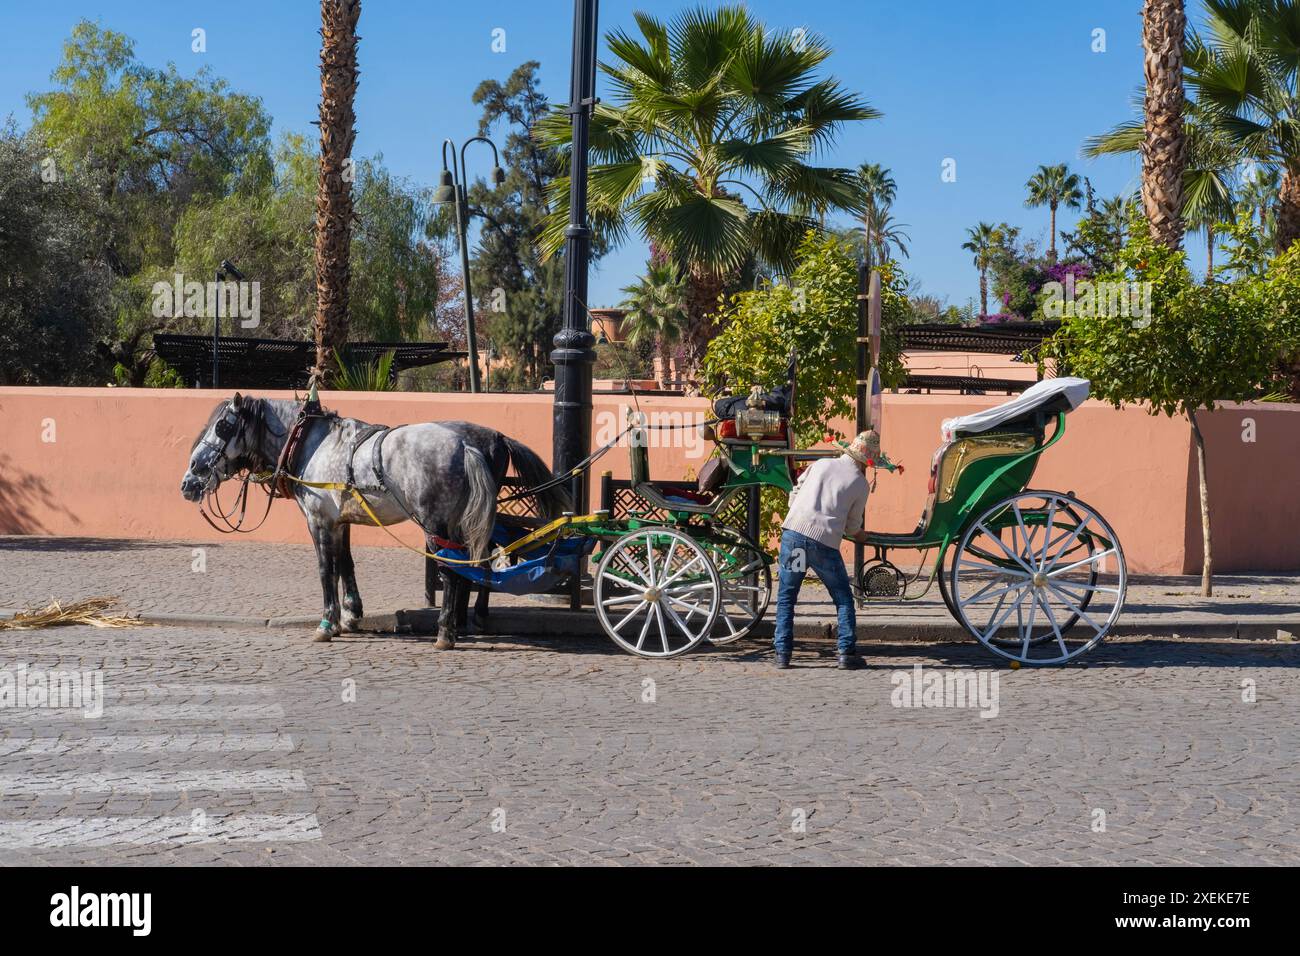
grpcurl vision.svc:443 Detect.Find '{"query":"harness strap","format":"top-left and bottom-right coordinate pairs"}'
top-left (348, 423), bottom-right (388, 489)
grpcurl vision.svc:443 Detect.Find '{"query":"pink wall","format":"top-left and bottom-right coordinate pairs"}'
top-left (1, 386), bottom-right (1297, 574)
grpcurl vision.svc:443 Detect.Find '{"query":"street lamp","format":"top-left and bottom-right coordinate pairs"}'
top-left (434, 136), bottom-right (505, 394)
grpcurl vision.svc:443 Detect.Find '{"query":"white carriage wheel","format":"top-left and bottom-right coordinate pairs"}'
top-left (950, 491), bottom-right (1127, 665)
top-left (595, 528), bottom-right (721, 659)
top-left (706, 532), bottom-right (772, 645)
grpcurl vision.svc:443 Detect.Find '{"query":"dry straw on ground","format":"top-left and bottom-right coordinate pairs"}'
top-left (0, 597), bottom-right (142, 630)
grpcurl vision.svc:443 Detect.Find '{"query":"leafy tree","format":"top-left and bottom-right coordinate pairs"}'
top-left (1043, 216), bottom-right (1282, 595)
top-left (1062, 193), bottom-right (1136, 273)
top-left (1024, 164), bottom-right (1084, 261)
top-left (348, 156), bottom-right (444, 342)
top-left (463, 62), bottom-right (569, 388)
top-left (0, 125), bottom-right (114, 385)
top-left (537, 5), bottom-right (877, 370)
top-left (27, 20), bottom-right (272, 277)
top-left (700, 231), bottom-right (908, 537)
top-left (619, 262), bottom-right (688, 383)
top-left (168, 134), bottom-right (316, 342)
top-left (701, 231), bottom-right (907, 448)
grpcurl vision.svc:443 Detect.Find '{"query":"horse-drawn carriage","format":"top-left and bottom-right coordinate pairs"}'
top-left (432, 368), bottom-right (1127, 665)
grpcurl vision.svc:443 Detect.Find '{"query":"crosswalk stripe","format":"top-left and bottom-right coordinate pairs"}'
top-left (0, 703), bottom-right (285, 721)
top-left (0, 814), bottom-right (322, 848)
top-left (0, 733), bottom-right (294, 757)
top-left (113, 684), bottom-right (278, 697)
top-left (0, 769), bottom-right (308, 794)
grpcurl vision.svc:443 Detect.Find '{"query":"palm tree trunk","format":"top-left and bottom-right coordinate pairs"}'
top-left (978, 268), bottom-right (988, 316)
top-left (312, 0), bottom-right (362, 386)
top-left (1188, 409), bottom-right (1212, 597)
top-left (1276, 166), bottom-right (1300, 251)
top-left (1141, 0), bottom-right (1187, 250)
top-left (683, 266), bottom-right (726, 379)
top-left (1206, 224), bottom-right (1214, 282)
top-left (1048, 204), bottom-right (1058, 262)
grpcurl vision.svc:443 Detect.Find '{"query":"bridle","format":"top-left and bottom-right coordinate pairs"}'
top-left (197, 399), bottom-right (283, 534)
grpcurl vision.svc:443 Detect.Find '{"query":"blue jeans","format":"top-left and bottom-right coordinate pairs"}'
top-left (773, 529), bottom-right (857, 656)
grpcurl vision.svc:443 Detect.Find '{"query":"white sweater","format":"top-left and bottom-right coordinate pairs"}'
top-left (781, 454), bottom-right (869, 548)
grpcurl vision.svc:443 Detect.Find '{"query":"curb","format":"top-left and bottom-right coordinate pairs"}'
top-left (4, 606), bottom-right (1297, 645)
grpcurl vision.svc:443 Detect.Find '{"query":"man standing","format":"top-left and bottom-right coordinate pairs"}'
top-left (773, 430), bottom-right (878, 670)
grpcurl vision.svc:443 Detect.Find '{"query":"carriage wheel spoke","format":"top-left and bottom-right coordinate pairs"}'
top-left (659, 536), bottom-right (679, 584)
top-left (665, 593), bottom-right (707, 619)
top-left (601, 593), bottom-right (643, 608)
top-left (1049, 548), bottom-right (1116, 578)
top-left (611, 600), bottom-right (649, 634)
top-left (655, 603), bottom-right (670, 653)
top-left (1047, 582), bottom-right (1106, 634)
top-left (1020, 588), bottom-right (1037, 657)
top-left (1036, 589), bottom-right (1069, 659)
top-left (1038, 498), bottom-right (1058, 570)
top-left (976, 520), bottom-right (1035, 575)
top-left (980, 587), bottom-right (1027, 641)
top-left (1042, 514), bottom-right (1092, 574)
top-left (959, 577), bottom-right (1026, 608)
top-left (662, 600), bottom-right (697, 641)
top-left (634, 604), bottom-right (656, 650)
top-left (659, 554), bottom-right (705, 589)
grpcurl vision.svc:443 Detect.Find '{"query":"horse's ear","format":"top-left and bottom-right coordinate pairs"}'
top-left (232, 392), bottom-right (243, 409)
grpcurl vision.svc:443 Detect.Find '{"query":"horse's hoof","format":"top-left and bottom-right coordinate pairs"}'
top-left (434, 635), bottom-right (456, 651)
top-left (341, 614), bottom-right (362, 633)
top-left (313, 629), bottom-right (334, 643)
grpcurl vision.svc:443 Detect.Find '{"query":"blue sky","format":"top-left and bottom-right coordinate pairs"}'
top-left (0, 0), bottom-right (1185, 309)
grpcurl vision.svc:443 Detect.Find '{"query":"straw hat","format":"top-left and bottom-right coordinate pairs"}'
top-left (841, 430), bottom-right (881, 466)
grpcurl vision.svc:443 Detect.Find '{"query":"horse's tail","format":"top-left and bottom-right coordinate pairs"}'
top-left (505, 437), bottom-right (572, 519)
top-left (459, 444), bottom-right (496, 559)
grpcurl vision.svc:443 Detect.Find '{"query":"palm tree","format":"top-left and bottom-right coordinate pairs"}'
top-left (312, 0), bottom-right (362, 386)
top-left (620, 261), bottom-right (688, 385)
top-left (1141, 0), bottom-right (1188, 249)
top-left (1024, 164), bottom-right (1084, 261)
top-left (961, 222), bottom-right (1007, 317)
top-left (1238, 164), bottom-right (1281, 230)
top-left (1186, 0), bottom-right (1300, 249)
top-left (537, 6), bottom-right (878, 370)
top-left (856, 162), bottom-right (897, 268)
top-left (1087, 107), bottom-right (1236, 281)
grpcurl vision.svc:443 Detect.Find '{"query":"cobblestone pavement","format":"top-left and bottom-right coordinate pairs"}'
top-left (1, 620), bottom-right (1297, 865)
top-left (4, 536), bottom-right (1300, 639)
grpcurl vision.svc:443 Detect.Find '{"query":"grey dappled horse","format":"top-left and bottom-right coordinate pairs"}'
top-left (180, 394), bottom-right (568, 646)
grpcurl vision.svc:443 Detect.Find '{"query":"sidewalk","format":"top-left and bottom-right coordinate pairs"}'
top-left (2, 535), bottom-right (1298, 643)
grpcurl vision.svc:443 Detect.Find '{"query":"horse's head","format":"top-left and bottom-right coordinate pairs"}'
top-left (181, 393), bottom-right (264, 502)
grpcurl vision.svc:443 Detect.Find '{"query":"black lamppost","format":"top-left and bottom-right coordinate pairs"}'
top-left (434, 137), bottom-right (505, 393)
top-left (212, 258), bottom-right (243, 389)
top-left (551, 0), bottom-right (600, 486)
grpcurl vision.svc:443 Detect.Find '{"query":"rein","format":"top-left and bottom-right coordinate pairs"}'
top-left (198, 397), bottom-right (317, 535)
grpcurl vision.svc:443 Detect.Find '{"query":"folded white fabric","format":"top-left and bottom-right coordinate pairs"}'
top-left (941, 377), bottom-right (1091, 441)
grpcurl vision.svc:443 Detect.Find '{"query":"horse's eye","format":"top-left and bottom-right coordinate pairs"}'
top-left (215, 418), bottom-right (237, 440)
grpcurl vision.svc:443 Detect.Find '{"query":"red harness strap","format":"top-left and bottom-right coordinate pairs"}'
top-left (270, 413), bottom-right (311, 498)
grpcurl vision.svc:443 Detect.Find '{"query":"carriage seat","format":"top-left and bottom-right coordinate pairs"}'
top-left (940, 377), bottom-right (1089, 441)
top-left (628, 430), bottom-right (733, 516)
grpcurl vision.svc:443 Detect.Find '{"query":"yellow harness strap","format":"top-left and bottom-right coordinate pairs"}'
top-left (259, 472), bottom-right (599, 567)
